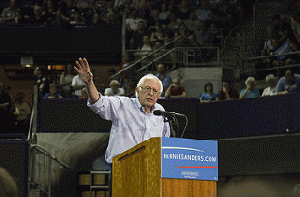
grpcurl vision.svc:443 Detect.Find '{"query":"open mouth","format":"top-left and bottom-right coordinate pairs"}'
top-left (146, 98), bottom-right (153, 102)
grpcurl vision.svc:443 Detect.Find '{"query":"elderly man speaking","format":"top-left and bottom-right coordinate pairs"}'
top-left (74, 58), bottom-right (170, 164)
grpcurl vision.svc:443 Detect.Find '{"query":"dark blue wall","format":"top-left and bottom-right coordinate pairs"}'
top-left (38, 94), bottom-right (300, 138)
top-left (0, 25), bottom-right (122, 61)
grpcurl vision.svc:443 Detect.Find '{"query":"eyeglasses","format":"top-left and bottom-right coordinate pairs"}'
top-left (139, 86), bottom-right (161, 95)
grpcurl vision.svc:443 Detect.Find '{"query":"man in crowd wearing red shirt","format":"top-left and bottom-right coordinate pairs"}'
top-left (165, 78), bottom-right (187, 98)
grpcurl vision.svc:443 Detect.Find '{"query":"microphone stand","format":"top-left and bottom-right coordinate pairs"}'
top-left (162, 114), bottom-right (177, 138)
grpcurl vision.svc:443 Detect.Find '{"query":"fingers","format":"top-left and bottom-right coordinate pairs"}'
top-left (83, 58), bottom-right (89, 67)
top-left (74, 61), bottom-right (81, 71)
top-left (78, 57), bottom-right (90, 71)
top-left (74, 57), bottom-right (89, 71)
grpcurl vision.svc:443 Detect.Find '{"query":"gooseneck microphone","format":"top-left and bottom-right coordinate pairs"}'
top-left (153, 110), bottom-right (185, 117)
top-left (153, 110), bottom-right (188, 138)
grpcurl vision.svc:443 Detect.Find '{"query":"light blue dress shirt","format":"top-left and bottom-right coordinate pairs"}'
top-left (239, 89), bottom-right (260, 98)
top-left (88, 94), bottom-right (170, 163)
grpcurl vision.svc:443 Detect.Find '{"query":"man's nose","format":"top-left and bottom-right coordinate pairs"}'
top-left (148, 88), bottom-right (154, 95)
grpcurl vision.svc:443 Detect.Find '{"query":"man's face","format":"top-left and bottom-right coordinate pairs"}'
top-left (136, 79), bottom-right (161, 108)
top-left (267, 78), bottom-right (276, 87)
top-left (137, 21), bottom-right (144, 31)
top-left (50, 87), bottom-right (57, 94)
top-left (223, 82), bottom-right (229, 90)
top-left (111, 84), bottom-right (119, 92)
top-left (247, 81), bottom-right (255, 89)
top-left (157, 64), bottom-right (165, 74)
top-left (33, 68), bottom-right (41, 77)
top-left (285, 71), bottom-right (294, 84)
top-left (271, 39), bottom-right (279, 48)
top-left (143, 36), bottom-right (150, 44)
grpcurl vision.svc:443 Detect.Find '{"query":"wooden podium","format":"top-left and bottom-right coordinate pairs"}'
top-left (112, 137), bottom-right (217, 197)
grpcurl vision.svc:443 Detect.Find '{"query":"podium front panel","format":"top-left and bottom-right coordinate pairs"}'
top-left (161, 137), bottom-right (218, 181)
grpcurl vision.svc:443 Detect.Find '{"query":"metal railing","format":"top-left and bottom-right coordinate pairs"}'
top-left (175, 45), bottom-right (220, 66)
top-left (28, 144), bottom-right (70, 197)
top-left (243, 51), bottom-right (300, 75)
top-left (27, 84), bottom-right (71, 197)
top-left (111, 37), bottom-right (181, 79)
top-left (111, 44), bottom-right (221, 82)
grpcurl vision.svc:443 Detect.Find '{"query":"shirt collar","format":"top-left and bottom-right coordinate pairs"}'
top-left (134, 97), bottom-right (156, 113)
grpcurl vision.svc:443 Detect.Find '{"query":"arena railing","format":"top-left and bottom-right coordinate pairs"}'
top-left (110, 36), bottom-right (180, 79)
top-left (243, 51), bottom-right (300, 77)
top-left (27, 84), bottom-right (70, 197)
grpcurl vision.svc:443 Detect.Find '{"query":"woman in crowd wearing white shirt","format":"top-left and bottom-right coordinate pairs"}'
top-left (262, 74), bottom-right (278, 96)
top-left (60, 64), bottom-right (75, 97)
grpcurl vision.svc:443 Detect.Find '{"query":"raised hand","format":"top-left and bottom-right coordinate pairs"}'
top-left (74, 58), bottom-right (93, 85)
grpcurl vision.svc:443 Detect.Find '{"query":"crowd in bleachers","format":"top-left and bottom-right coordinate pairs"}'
top-left (0, 82), bottom-right (31, 134)
top-left (258, 8), bottom-right (300, 79)
top-left (124, 0), bottom-right (244, 49)
top-left (0, 0), bottom-right (123, 26)
top-left (0, 0), bottom-right (244, 46)
top-left (3, 0), bottom-right (300, 134)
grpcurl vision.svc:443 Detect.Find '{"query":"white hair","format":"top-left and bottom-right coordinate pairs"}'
top-left (245, 76), bottom-right (255, 85)
top-left (109, 80), bottom-right (120, 86)
top-left (136, 74), bottom-right (163, 97)
top-left (265, 74), bottom-right (275, 83)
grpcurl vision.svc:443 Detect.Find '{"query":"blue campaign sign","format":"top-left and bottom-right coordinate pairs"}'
top-left (161, 137), bottom-right (218, 181)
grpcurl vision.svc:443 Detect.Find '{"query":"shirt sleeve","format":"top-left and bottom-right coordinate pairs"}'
top-left (213, 93), bottom-right (218, 100)
top-left (87, 93), bottom-right (122, 121)
top-left (71, 76), bottom-right (77, 86)
top-left (240, 89), bottom-right (245, 96)
top-left (262, 88), bottom-right (268, 97)
top-left (165, 76), bottom-right (172, 88)
top-left (200, 93), bottom-right (205, 99)
top-left (60, 74), bottom-right (64, 84)
top-left (104, 88), bottom-right (109, 96)
top-left (276, 78), bottom-right (285, 92)
top-left (120, 88), bottom-right (125, 95)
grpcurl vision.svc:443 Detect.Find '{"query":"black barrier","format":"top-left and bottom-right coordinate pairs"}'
top-left (218, 134), bottom-right (300, 176)
top-left (198, 95), bottom-right (289, 139)
top-left (37, 94), bottom-right (300, 139)
top-left (157, 98), bottom-right (199, 139)
top-left (38, 98), bottom-right (112, 132)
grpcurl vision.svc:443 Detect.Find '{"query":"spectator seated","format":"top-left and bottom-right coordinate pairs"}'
top-left (165, 78), bottom-right (187, 98)
top-left (104, 80), bottom-right (125, 96)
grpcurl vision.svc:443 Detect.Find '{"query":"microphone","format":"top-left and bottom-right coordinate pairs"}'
top-left (153, 110), bottom-right (185, 117)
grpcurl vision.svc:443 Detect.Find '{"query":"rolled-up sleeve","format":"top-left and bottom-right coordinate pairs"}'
top-left (276, 78), bottom-right (285, 92)
top-left (87, 94), bottom-right (121, 121)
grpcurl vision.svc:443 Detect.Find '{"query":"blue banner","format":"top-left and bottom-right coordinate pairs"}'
top-left (161, 137), bottom-right (218, 181)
